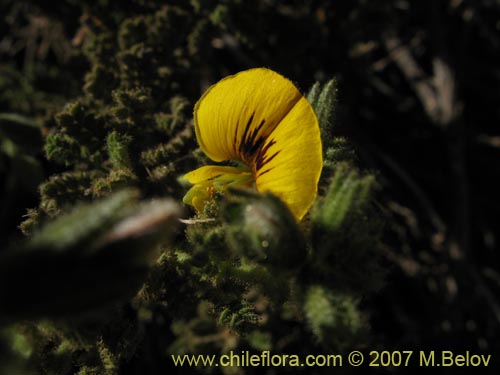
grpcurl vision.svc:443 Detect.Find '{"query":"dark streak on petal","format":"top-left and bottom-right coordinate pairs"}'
top-left (236, 108), bottom-right (297, 176)
top-left (207, 174), bottom-right (223, 182)
top-left (229, 91), bottom-right (302, 165)
top-left (257, 167), bottom-right (274, 177)
top-left (238, 112), bottom-right (255, 155)
top-left (239, 112), bottom-right (269, 162)
top-left (254, 138), bottom-right (280, 173)
top-left (258, 150), bottom-right (279, 170)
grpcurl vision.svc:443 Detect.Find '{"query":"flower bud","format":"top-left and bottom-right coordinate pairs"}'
top-left (222, 190), bottom-right (306, 269)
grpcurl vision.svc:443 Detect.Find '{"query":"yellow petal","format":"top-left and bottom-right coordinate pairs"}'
top-left (183, 184), bottom-right (211, 211)
top-left (182, 165), bottom-right (253, 212)
top-left (182, 165), bottom-right (246, 184)
top-left (255, 96), bottom-right (322, 221)
top-left (194, 68), bottom-right (303, 163)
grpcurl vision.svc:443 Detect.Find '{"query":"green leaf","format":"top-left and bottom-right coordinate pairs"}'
top-left (307, 78), bottom-right (338, 149)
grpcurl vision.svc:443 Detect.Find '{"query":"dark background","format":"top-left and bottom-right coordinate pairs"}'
top-left (1, 0), bottom-right (499, 373)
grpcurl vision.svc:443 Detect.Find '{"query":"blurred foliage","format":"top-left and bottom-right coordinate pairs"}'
top-left (0, 0), bottom-right (499, 374)
top-left (0, 189), bottom-right (182, 321)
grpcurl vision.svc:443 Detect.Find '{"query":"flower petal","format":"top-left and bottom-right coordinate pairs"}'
top-left (182, 165), bottom-right (246, 184)
top-left (182, 165), bottom-right (253, 212)
top-left (194, 68), bottom-right (303, 163)
top-left (255, 96), bottom-right (322, 221)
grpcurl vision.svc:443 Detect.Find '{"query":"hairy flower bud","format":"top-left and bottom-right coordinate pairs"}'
top-left (222, 191), bottom-right (306, 268)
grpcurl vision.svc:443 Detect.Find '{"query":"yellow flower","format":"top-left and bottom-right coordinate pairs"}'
top-left (182, 68), bottom-right (322, 221)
